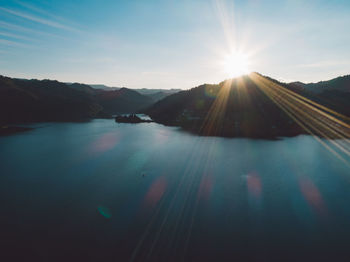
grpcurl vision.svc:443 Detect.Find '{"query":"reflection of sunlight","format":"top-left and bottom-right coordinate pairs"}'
top-left (131, 139), bottom-right (220, 262)
top-left (88, 131), bottom-right (120, 155)
top-left (197, 173), bottom-right (213, 201)
top-left (246, 171), bottom-right (262, 199)
top-left (143, 176), bottom-right (167, 209)
top-left (298, 177), bottom-right (327, 216)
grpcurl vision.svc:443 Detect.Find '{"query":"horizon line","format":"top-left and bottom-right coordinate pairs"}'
top-left (1, 72), bottom-right (349, 90)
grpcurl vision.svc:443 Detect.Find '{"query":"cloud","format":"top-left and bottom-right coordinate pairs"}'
top-left (0, 38), bottom-right (31, 48)
top-left (0, 21), bottom-right (67, 39)
top-left (0, 7), bottom-right (80, 33)
top-left (297, 60), bottom-right (350, 68)
top-left (15, 1), bottom-right (79, 29)
top-left (141, 71), bottom-right (173, 77)
top-left (62, 57), bottom-right (115, 64)
top-left (0, 31), bottom-right (35, 41)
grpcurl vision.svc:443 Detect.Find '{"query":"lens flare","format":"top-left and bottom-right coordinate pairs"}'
top-left (222, 50), bottom-right (250, 78)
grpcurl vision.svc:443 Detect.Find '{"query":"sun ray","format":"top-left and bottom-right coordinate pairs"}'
top-left (250, 73), bottom-right (350, 167)
top-left (200, 79), bottom-right (232, 135)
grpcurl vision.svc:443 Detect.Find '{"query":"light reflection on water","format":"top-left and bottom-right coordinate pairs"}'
top-left (1, 119), bottom-right (350, 261)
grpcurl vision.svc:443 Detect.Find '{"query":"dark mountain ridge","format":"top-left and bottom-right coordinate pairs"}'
top-left (2, 73), bottom-right (349, 139)
top-left (88, 83), bottom-right (181, 97)
top-left (288, 75), bottom-right (350, 93)
top-left (286, 75), bottom-right (350, 117)
top-left (95, 87), bottom-right (154, 115)
top-left (72, 83), bottom-right (180, 104)
top-left (144, 73), bottom-right (350, 139)
top-left (0, 75), bottom-right (155, 125)
top-left (0, 76), bottom-right (104, 124)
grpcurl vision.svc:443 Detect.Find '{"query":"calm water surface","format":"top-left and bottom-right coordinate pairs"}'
top-left (1, 119), bottom-right (350, 261)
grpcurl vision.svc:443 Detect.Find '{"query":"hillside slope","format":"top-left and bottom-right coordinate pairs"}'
top-left (287, 75), bottom-right (350, 116)
top-left (0, 76), bottom-right (105, 124)
top-left (95, 88), bottom-right (154, 114)
top-left (145, 73), bottom-right (350, 138)
top-left (0, 76), bottom-right (156, 124)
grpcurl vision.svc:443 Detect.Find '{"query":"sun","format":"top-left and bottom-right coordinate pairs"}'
top-left (222, 51), bottom-right (250, 78)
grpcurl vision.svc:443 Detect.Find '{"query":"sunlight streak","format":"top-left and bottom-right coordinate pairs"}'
top-left (200, 79), bottom-right (232, 135)
top-left (250, 73), bottom-right (350, 167)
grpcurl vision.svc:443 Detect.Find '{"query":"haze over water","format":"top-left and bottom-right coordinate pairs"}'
top-left (1, 120), bottom-right (350, 261)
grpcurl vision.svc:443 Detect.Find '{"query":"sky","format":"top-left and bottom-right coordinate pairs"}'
top-left (0, 0), bottom-right (350, 89)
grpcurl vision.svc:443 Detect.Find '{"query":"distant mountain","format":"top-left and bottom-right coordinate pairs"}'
top-left (145, 91), bottom-right (171, 102)
top-left (68, 83), bottom-right (96, 95)
top-left (89, 84), bottom-right (120, 91)
top-left (69, 83), bottom-right (155, 114)
top-left (95, 88), bottom-right (154, 115)
top-left (87, 84), bottom-right (181, 102)
top-left (0, 76), bottom-right (156, 125)
top-left (145, 73), bottom-right (350, 139)
top-left (135, 88), bottom-right (181, 96)
top-left (88, 84), bottom-right (181, 100)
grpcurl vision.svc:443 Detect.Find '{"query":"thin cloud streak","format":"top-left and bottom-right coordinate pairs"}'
top-left (297, 60), bottom-right (350, 68)
top-left (0, 31), bottom-right (36, 42)
top-left (0, 38), bottom-right (31, 48)
top-left (0, 7), bottom-right (80, 33)
top-left (15, 1), bottom-right (80, 30)
top-left (0, 21), bottom-right (68, 40)
top-left (16, 1), bottom-right (65, 20)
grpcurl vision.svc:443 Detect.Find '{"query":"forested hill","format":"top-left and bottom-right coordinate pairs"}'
top-left (144, 73), bottom-right (350, 139)
top-left (0, 75), bottom-right (155, 124)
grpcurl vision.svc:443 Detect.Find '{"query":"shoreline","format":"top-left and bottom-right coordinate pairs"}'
top-left (0, 126), bottom-right (34, 136)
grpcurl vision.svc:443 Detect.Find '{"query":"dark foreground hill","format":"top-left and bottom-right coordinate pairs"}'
top-left (145, 73), bottom-right (350, 139)
top-left (0, 76), bottom-right (105, 124)
top-left (0, 76), bottom-right (155, 125)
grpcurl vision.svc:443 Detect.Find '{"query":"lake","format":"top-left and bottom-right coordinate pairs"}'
top-left (1, 119), bottom-right (350, 261)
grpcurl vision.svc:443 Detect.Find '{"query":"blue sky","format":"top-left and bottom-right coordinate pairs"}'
top-left (0, 0), bottom-right (349, 89)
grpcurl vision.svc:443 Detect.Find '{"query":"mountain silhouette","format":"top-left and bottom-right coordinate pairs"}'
top-left (287, 75), bottom-right (350, 117)
top-left (145, 73), bottom-right (350, 139)
top-left (0, 75), bottom-right (155, 125)
top-left (0, 75), bottom-right (105, 125)
top-left (88, 84), bottom-right (181, 98)
top-left (95, 88), bottom-right (154, 115)
top-left (1, 73), bottom-right (349, 139)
